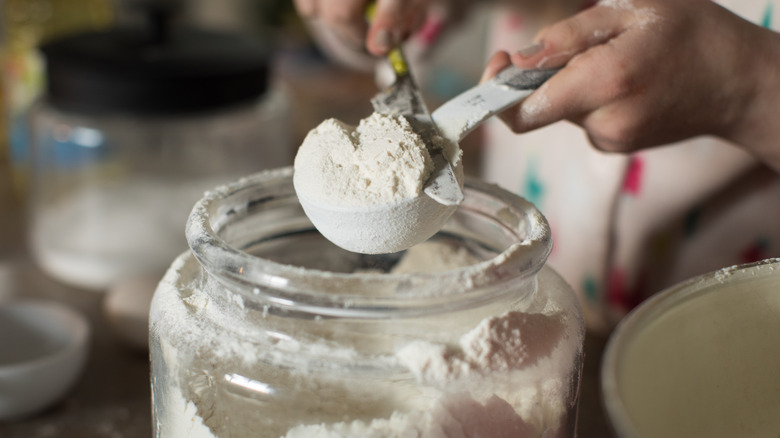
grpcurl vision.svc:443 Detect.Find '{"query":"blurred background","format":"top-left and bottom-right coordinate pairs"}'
top-left (0, 1), bottom-right (608, 437)
top-left (0, 0), bottom-right (491, 292)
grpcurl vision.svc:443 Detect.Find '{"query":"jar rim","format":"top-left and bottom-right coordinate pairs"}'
top-left (185, 167), bottom-right (552, 317)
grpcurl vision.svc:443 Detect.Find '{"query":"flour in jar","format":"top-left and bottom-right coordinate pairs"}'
top-left (152, 239), bottom-right (580, 438)
top-left (286, 307), bottom-right (570, 438)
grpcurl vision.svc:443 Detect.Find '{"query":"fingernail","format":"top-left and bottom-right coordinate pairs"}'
top-left (517, 42), bottom-right (543, 58)
top-left (373, 28), bottom-right (392, 51)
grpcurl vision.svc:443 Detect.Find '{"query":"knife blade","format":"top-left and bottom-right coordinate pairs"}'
top-left (370, 48), bottom-right (464, 206)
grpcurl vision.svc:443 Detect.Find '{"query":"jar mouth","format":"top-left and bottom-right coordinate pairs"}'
top-left (185, 167), bottom-right (552, 317)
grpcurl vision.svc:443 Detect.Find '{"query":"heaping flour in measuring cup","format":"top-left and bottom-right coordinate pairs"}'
top-left (152, 241), bottom-right (580, 438)
top-left (293, 112), bottom-right (433, 208)
top-left (292, 112), bottom-right (462, 254)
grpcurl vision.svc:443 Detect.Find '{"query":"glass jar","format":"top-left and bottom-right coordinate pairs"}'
top-left (27, 25), bottom-right (291, 290)
top-left (601, 259), bottom-right (780, 438)
top-left (150, 167), bottom-right (585, 438)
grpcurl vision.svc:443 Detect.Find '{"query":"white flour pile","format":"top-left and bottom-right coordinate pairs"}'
top-left (292, 112), bottom-right (462, 254)
top-left (151, 240), bottom-right (581, 438)
top-left (293, 113), bottom-right (433, 207)
top-left (390, 240), bottom-right (479, 274)
top-left (286, 308), bottom-right (568, 438)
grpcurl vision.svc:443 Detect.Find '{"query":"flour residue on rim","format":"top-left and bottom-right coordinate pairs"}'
top-left (188, 169), bottom-right (552, 301)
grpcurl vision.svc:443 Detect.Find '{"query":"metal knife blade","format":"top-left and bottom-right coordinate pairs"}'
top-left (371, 49), bottom-right (463, 206)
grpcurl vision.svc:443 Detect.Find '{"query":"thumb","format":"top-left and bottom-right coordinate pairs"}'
top-left (480, 51), bottom-right (513, 83)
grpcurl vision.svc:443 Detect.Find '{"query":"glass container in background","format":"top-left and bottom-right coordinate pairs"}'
top-left (150, 168), bottom-right (585, 437)
top-left (28, 14), bottom-right (291, 291)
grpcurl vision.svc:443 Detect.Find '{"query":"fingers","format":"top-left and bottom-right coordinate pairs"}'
top-left (478, 49), bottom-right (591, 133)
top-left (481, 51), bottom-right (536, 131)
top-left (294, 0), bottom-right (370, 48)
top-left (294, 0), bottom-right (433, 56)
top-left (506, 36), bottom-right (639, 134)
top-left (479, 49), bottom-right (576, 132)
top-left (293, 0), bottom-right (316, 17)
top-left (511, 4), bottom-right (629, 69)
top-left (323, 0), bottom-right (371, 46)
top-left (480, 51), bottom-right (512, 83)
top-left (366, 0), bottom-right (418, 55)
top-left (493, 3), bottom-right (652, 135)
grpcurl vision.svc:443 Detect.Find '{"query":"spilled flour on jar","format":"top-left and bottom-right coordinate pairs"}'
top-left (293, 112), bottom-right (434, 207)
top-left (152, 240), bottom-right (580, 438)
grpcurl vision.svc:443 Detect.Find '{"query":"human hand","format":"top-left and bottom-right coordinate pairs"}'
top-left (294, 0), bottom-right (433, 55)
top-left (484, 0), bottom-right (780, 162)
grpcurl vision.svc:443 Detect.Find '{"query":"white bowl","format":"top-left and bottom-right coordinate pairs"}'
top-left (0, 300), bottom-right (90, 420)
top-left (602, 259), bottom-right (780, 437)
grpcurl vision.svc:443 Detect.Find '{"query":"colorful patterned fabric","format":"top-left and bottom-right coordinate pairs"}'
top-left (481, 0), bottom-right (780, 332)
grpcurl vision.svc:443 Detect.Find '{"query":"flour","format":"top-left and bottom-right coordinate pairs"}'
top-left (280, 294), bottom-right (572, 437)
top-left (292, 113), bottom-right (460, 254)
top-left (284, 394), bottom-right (541, 438)
top-left (151, 252), bottom-right (580, 438)
top-left (285, 411), bottom-right (435, 438)
top-left (519, 82), bottom-right (551, 123)
top-left (598, 0), bottom-right (635, 9)
top-left (397, 311), bottom-right (564, 383)
top-left (293, 112), bottom-right (433, 207)
top-left (598, 0), bottom-right (660, 28)
top-left (160, 386), bottom-right (215, 438)
top-left (150, 172), bottom-right (581, 438)
top-left (390, 241), bottom-right (479, 274)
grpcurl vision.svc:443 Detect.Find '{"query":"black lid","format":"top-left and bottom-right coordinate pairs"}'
top-left (41, 25), bottom-right (270, 115)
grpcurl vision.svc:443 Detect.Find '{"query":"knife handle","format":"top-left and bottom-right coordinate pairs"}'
top-left (431, 66), bottom-right (559, 143)
top-left (387, 48), bottom-right (409, 77)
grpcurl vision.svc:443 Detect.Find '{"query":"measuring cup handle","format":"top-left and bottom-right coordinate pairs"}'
top-left (431, 67), bottom-right (559, 144)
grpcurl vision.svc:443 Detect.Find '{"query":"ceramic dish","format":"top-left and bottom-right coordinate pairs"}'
top-left (0, 300), bottom-right (90, 420)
